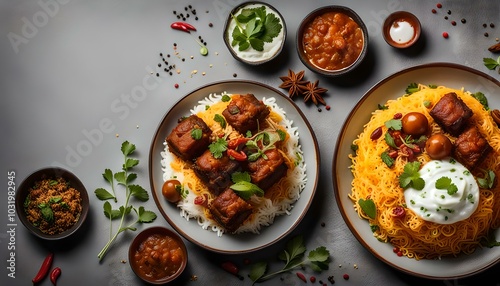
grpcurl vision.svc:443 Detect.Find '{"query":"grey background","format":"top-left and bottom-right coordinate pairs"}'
top-left (1, 0), bottom-right (500, 285)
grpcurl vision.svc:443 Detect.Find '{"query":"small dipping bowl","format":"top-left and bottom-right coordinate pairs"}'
top-left (223, 1), bottom-right (287, 65)
top-left (15, 167), bottom-right (89, 240)
top-left (129, 227), bottom-right (188, 284)
top-left (383, 11), bottom-right (421, 48)
top-left (297, 6), bottom-right (368, 77)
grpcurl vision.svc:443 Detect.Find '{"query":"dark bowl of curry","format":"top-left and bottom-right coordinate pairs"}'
top-left (297, 6), bottom-right (368, 77)
top-left (15, 167), bottom-right (89, 240)
top-left (129, 226), bottom-right (188, 284)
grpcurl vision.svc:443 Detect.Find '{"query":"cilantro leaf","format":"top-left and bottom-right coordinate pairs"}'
top-left (230, 5), bottom-right (282, 52)
top-left (135, 206), bottom-right (157, 223)
top-left (95, 188), bottom-right (115, 200)
top-left (435, 176), bottom-right (458, 195)
top-left (358, 198), bottom-right (376, 219)
top-left (123, 158), bottom-right (139, 171)
top-left (483, 57), bottom-right (500, 70)
top-left (399, 161), bottom-right (425, 190)
top-left (103, 201), bottom-right (121, 220)
top-left (102, 169), bottom-right (114, 184)
top-left (385, 119), bottom-right (402, 130)
top-left (261, 12), bottom-right (282, 42)
top-left (121, 141), bottom-right (135, 156)
top-left (208, 138), bottom-right (228, 159)
top-left (129, 184), bottom-right (149, 201)
top-left (249, 261), bottom-right (267, 282)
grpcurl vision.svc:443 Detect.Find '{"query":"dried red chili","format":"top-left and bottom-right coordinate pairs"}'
top-left (32, 252), bottom-right (54, 283)
top-left (170, 21), bottom-right (197, 33)
top-left (296, 272), bottom-right (307, 282)
top-left (221, 261), bottom-right (243, 280)
top-left (50, 267), bottom-right (61, 285)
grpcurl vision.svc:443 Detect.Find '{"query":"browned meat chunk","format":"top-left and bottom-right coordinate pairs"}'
top-left (222, 94), bottom-right (270, 134)
top-left (193, 150), bottom-right (241, 195)
top-left (453, 125), bottom-right (492, 170)
top-left (209, 188), bottom-right (253, 233)
top-left (166, 115), bottom-right (212, 161)
top-left (430, 92), bottom-right (473, 136)
top-left (246, 149), bottom-right (288, 191)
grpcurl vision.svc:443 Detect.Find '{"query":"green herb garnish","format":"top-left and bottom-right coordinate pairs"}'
top-left (38, 203), bottom-right (54, 223)
top-left (208, 137), bottom-right (228, 159)
top-left (435, 176), bottom-right (458, 195)
top-left (399, 161), bottom-right (425, 190)
top-left (483, 56), bottom-right (500, 72)
top-left (471, 91), bottom-right (489, 110)
top-left (230, 172), bottom-right (263, 200)
top-left (477, 169), bottom-right (496, 189)
top-left (214, 114), bottom-right (226, 129)
top-left (248, 235), bottom-right (330, 283)
top-left (358, 198), bottom-right (376, 219)
top-left (191, 128), bottom-right (203, 140)
top-left (380, 151), bottom-right (395, 168)
top-left (231, 5), bottom-right (282, 52)
top-left (405, 83), bottom-right (419, 94)
top-left (95, 141), bottom-right (157, 261)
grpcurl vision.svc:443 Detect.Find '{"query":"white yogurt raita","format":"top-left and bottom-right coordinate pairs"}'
top-left (389, 20), bottom-right (415, 44)
top-left (404, 159), bottom-right (479, 224)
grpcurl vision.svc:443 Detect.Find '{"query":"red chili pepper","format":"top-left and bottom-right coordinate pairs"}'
top-left (171, 22), bottom-right (190, 33)
top-left (228, 137), bottom-right (249, 149)
top-left (221, 261), bottom-right (243, 280)
top-left (296, 272), bottom-right (307, 282)
top-left (50, 267), bottom-right (61, 286)
top-left (32, 252), bottom-right (54, 283)
top-left (227, 149), bottom-right (247, 161)
top-left (170, 21), bottom-right (197, 33)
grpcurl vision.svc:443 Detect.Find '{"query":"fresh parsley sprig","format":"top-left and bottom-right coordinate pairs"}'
top-left (231, 6), bottom-right (282, 52)
top-left (95, 141), bottom-right (157, 261)
top-left (249, 235), bottom-right (330, 284)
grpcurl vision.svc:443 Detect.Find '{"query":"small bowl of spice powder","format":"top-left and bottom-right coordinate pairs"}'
top-left (16, 167), bottom-right (89, 240)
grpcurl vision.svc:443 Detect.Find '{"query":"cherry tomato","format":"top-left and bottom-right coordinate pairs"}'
top-left (425, 133), bottom-right (452, 159)
top-left (162, 179), bottom-right (181, 203)
top-left (402, 112), bottom-right (429, 136)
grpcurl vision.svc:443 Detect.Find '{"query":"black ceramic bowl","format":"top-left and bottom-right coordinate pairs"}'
top-left (223, 1), bottom-right (287, 65)
top-left (129, 227), bottom-right (188, 284)
top-left (297, 6), bottom-right (368, 77)
top-left (15, 167), bottom-right (89, 240)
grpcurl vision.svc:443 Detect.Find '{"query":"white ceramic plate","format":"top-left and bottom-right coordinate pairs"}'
top-left (149, 80), bottom-right (320, 254)
top-left (333, 63), bottom-right (500, 279)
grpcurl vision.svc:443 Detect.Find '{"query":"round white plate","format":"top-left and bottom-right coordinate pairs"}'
top-left (149, 80), bottom-right (320, 253)
top-left (333, 62), bottom-right (500, 279)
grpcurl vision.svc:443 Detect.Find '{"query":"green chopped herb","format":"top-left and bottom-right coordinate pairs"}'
top-left (208, 138), bottom-right (228, 159)
top-left (435, 176), bottom-right (458, 195)
top-left (471, 92), bottom-right (489, 110)
top-left (214, 114), bottom-right (226, 129)
top-left (190, 128), bottom-right (203, 140)
top-left (405, 83), bottom-right (419, 94)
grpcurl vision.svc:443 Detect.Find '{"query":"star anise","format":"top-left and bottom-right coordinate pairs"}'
top-left (279, 69), bottom-right (308, 98)
top-left (300, 80), bottom-right (327, 106)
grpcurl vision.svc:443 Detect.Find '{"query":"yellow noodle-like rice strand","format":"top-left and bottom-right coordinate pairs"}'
top-left (349, 85), bottom-right (500, 260)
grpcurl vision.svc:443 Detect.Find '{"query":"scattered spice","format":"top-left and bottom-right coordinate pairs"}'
top-left (328, 276), bottom-right (335, 284)
top-left (431, 9), bottom-right (436, 13)
top-left (310, 275), bottom-right (317, 283)
top-left (451, 20), bottom-right (456, 26)
top-left (233, 73), bottom-right (237, 77)
top-left (461, 18), bottom-right (466, 24)
top-left (279, 69), bottom-right (308, 98)
top-left (488, 43), bottom-right (500, 53)
top-left (442, 32), bottom-right (449, 38)
top-left (301, 80), bottom-right (327, 106)
top-left (174, 83), bottom-right (179, 89)
top-left (436, 3), bottom-right (442, 8)
top-left (343, 274), bottom-right (349, 280)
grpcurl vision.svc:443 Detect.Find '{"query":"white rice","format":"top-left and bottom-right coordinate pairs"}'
top-left (160, 92), bottom-right (307, 236)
